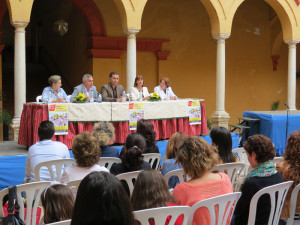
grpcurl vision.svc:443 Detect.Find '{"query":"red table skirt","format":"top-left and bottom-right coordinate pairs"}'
top-left (18, 102), bottom-right (207, 149)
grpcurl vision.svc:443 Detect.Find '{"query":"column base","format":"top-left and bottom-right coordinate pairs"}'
top-left (210, 111), bottom-right (230, 129)
top-left (11, 116), bottom-right (21, 141)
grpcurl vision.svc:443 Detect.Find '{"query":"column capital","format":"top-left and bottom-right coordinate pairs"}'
top-left (123, 28), bottom-right (140, 36)
top-left (284, 39), bottom-right (300, 46)
top-left (12, 21), bottom-right (28, 30)
top-left (213, 34), bottom-right (230, 41)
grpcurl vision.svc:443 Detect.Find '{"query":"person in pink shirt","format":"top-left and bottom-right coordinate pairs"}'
top-left (172, 136), bottom-right (233, 225)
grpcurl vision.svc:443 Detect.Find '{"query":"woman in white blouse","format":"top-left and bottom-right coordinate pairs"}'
top-left (129, 75), bottom-right (150, 101)
top-left (154, 77), bottom-right (177, 100)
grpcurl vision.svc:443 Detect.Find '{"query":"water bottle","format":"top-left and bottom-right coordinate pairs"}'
top-left (90, 90), bottom-right (94, 103)
top-left (97, 93), bottom-right (102, 102)
top-left (139, 90), bottom-right (143, 101)
top-left (122, 90), bottom-right (126, 102)
top-left (48, 90), bottom-right (52, 103)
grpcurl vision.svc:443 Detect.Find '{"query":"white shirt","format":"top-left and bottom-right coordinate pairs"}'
top-left (129, 87), bottom-right (150, 101)
top-left (154, 86), bottom-right (176, 99)
top-left (24, 140), bottom-right (70, 182)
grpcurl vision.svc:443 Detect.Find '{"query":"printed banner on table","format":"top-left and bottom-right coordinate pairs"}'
top-left (129, 103), bottom-right (144, 130)
top-left (188, 100), bottom-right (201, 125)
top-left (48, 104), bottom-right (68, 135)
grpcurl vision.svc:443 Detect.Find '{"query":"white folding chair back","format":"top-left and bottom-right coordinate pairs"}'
top-left (162, 155), bottom-right (167, 164)
top-left (34, 158), bottom-right (76, 181)
top-left (98, 157), bottom-right (121, 170)
top-left (188, 192), bottom-right (241, 225)
top-left (0, 181), bottom-right (51, 225)
top-left (36, 95), bottom-right (42, 102)
top-left (270, 157), bottom-right (284, 167)
top-left (163, 168), bottom-right (186, 185)
top-left (210, 163), bottom-right (245, 190)
top-left (286, 183), bottom-right (300, 225)
top-left (116, 170), bottom-right (141, 196)
top-left (142, 153), bottom-right (161, 170)
top-left (66, 179), bottom-right (82, 198)
top-left (247, 181), bottom-right (293, 225)
top-left (134, 206), bottom-right (191, 225)
top-left (232, 148), bottom-right (251, 174)
top-left (46, 219), bottom-right (71, 225)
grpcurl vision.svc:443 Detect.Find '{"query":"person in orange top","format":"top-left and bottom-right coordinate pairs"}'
top-left (131, 169), bottom-right (183, 225)
top-left (172, 136), bottom-right (233, 225)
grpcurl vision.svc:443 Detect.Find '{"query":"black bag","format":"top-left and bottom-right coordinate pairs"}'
top-left (0, 186), bottom-right (26, 225)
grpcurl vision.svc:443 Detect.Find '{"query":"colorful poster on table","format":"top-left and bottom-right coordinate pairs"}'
top-left (48, 104), bottom-right (68, 135)
top-left (129, 103), bottom-right (144, 130)
top-left (188, 100), bottom-right (201, 125)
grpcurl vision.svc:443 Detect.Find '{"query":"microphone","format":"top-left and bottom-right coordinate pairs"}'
top-left (284, 102), bottom-right (289, 109)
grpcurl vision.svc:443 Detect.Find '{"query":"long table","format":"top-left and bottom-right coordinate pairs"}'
top-left (243, 110), bottom-right (300, 155)
top-left (18, 100), bottom-right (207, 149)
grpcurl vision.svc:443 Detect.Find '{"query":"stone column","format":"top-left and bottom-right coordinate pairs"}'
top-left (124, 28), bottom-right (139, 92)
top-left (285, 40), bottom-right (299, 110)
top-left (210, 34), bottom-right (230, 129)
top-left (11, 21), bottom-right (28, 141)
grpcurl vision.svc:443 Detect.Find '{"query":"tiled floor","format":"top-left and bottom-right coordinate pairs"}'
top-left (0, 141), bottom-right (27, 156)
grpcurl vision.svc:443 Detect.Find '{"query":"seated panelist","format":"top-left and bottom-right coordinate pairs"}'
top-left (42, 75), bottom-right (68, 103)
top-left (154, 77), bottom-right (177, 100)
top-left (101, 72), bottom-right (124, 102)
top-left (129, 75), bottom-right (150, 101)
top-left (70, 74), bottom-right (99, 102)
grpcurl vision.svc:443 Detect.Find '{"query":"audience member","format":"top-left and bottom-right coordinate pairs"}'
top-left (101, 72), bottom-right (124, 102)
top-left (136, 119), bottom-right (159, 154)
top-left (41, 75), bottom-right (68, 103)
top-left (131, 169), bottom-right (182, 225)
top-left (70, 74), bottom-right (99, 102)
top-left (24, 121), bottom-right (70, 182)
top-left (71, 171), bottom-right (133, 225)
top-left (93, 122), bottom-right (119, 158)
top-left (154, 77), bottom-right (177, 100)
top-left (210, 126), bottom-right (239, 163)
top-left (161, 132), bottom-right (187, 189)
top-left (129, 75), bottom-right (150, 101)
top-left (40, 184), bottom-right (74, 225)
top-left (276, 130), bottom-right (300, 225)
top-left (110, 133), bottom-right (151, 175)
top-left (232, 134), bottom-right (284, 225)
top-left (173, 136), bottom-right (232, 225)
top-left (60, 132), bottom-right (109, 184)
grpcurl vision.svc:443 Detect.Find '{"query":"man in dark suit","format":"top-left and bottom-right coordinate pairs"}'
top-left (101, 72), bottom-right (124, 102)
top-left (70, 74), bottom-right (99, 102)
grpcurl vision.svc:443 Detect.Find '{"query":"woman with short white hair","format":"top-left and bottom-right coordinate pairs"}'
top-left (42, 75), bottom-right (68, 103)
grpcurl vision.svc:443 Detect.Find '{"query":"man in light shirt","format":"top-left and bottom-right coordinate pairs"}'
top-left (70, 74), bottom-right (99, 102)
top-left (24, 121), bottom-right (70, 182)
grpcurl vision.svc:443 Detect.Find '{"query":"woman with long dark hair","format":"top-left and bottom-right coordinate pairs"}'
top-left (136, 119), bottom-right (159, 154)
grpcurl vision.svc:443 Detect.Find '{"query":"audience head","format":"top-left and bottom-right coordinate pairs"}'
top-left (48, 75), bottom-right (62, 89)
top-left (243, 134), bottom-right (275, 167)
top-left (125, 133), bottom-right (146, 151)
top-left (176, 136), bottom-right (218, 178)
top-left (283, 130), bottom-right (300, 177)
top-left (134, 75), bottom-right (144, 87)
top-left (41, 184), bottom-right (74, 224)
top-left (93, 122), bottom-right (116, 147)
top-left (71, 171), bottom-right (133, 225)
top-left (210, 126), bottom-right (234, 163)
top-left (82, 74), bottom-right (93, 90)
top-left (72, 132), bottom-right (100, 167)
top-left (109, 72), bottom-right (120, 87)
top-left (166, 132), bottom-right (187, 159)
top-left (159, 77), bottom-right (170, 90)
top-left (131, 169), bottom-right (174, 211)
top-left (136, 119), bottom-right (157, 153)
top-left (38, 120), bottom-right (55, 141)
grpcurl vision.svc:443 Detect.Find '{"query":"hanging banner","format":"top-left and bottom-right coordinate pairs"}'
top-left (48, 104), bottom-right (68, 135)
top-left (129, 103), bottom-right (144, 130)
top-left (188, 100), bottom-right (201, 125)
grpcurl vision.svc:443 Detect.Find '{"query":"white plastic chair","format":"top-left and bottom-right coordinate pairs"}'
top-left (116, 171), bottom-right (141, 196)
top-left (36, 95), bottom-right (42, 102)
top-left (247, 181), bottom-right (293, 225)
top-left (134, 206), bottom-right (191, 225)
top-left (46, 219), bottom-right (71, 225)
top-left (270, 157), bottom-right (284, 167)
top-left (0, 181), bottom-right (51, 225)
top-left (163, 168), bottom-right (186, 185)
top-left (210, 163), bottom-right (245, 191)
top-left (142, 153), bottom-right (161, 170)
top-left (98, 157), bottom-right (121, 170)
top-left (286, 183), bottom-right (300, 225)
top-left (187, 192), bottom-right (242, 225)
top-left (66, 179), bottom-right (82, 198)
top-left (34, 158), bottom-right (76, 181)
